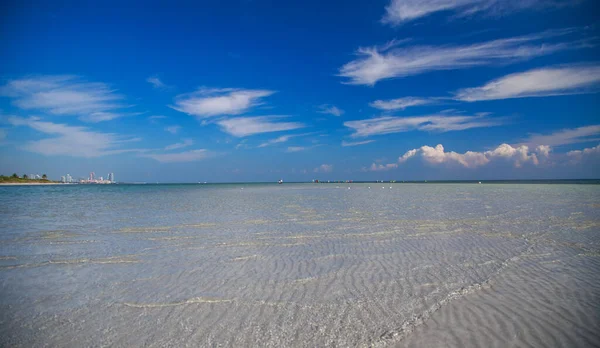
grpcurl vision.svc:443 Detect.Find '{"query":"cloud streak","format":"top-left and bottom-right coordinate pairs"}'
top-left (172, 88), bottom-right (275, 118)
top-left (317, 104), bottom-right (344, 117)
top-left (6, 116), bottom-right (143, 157)
top-left (455, 65), bottom-right (600, 101)
top-left (165, 138), bottom-right (194, 151)
top-left (342, 140), bottom-right (375, 147)
top-left (344, 113), bottom-right (501, 137)
top-left (381, 0), bottom-right (576, 26)
top-left (518, 125), bottom-right (600, 148)
top-left (146, 76), bottom-right (168, 89)
top-left (142, 149), bottom-right (209, 163)
top-left (217, 116), bottom-right (304, 137)
top-left (370, 97), bottom-right (434, 111)
top-left (0, 75), bottom-right (134, 122)
top-left (338, 29), bottom-right (591, 85)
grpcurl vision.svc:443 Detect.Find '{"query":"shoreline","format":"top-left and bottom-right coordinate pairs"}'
top-left (0, 182), bottom-right (63, 186)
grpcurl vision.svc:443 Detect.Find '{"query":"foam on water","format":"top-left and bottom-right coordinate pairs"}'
top-left (0, 183), bottom-right (599, 347)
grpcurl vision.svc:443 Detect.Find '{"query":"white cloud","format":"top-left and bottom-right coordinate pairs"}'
top-left (370, 163), bottom-right (399, 171)
top-left (382, 0), bottom-right (575, 26)
top-left (314, 164), bottom-right (333, 173)
top-left (171, 88), bottom-right (275, 118)
top-left (287, 146), bottom-right (307, 152)
top-left (455, 65), bottom-right (600, 101)
top-left (142, 149), bottom-right (209, 163)
top-left (567, 144), bottom-right (600, 163)
top-left (217, 116), bottom-right (304, 137)
top-left (338, 29), bottom-right (588, 85)
top-left (0, 75), bottom-right (133, 122)
top-left (6, 116), bottom-right (143, 158)
top-left (518, 125), bottom-right (600, 148)
top-left (370, 97), bottom-right (434, 111)
top-left (146, 76), bottom-right (167, 89)
top-left (368, 143), bottom-right (550, 171)
top-left (164, 125), bottom-right (181, 134)
top-left (165, 138), bottom-right (193, 151)
top-left (342, 140), bottom-right (375, 147)
top-left (258, 132), bottom-right (316, 148)
top-left (317, 104), bottom-right (344, 117)
top-left (344, 113), bottom-right (501, 137)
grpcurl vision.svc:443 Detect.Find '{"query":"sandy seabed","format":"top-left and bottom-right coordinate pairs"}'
top-left (0, 183), bottom-right (598, 347)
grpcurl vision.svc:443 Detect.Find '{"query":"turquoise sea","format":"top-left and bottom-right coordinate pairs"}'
top-left (1, 183), bottom-right (599, 347)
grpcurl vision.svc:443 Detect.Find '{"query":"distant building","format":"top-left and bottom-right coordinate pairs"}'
top-left (108, 173), bottom-right (114, 183)
top-left (61, 176), bottom-right (66, 183)
top-left (66, 174), bottom-right (72, 183)
top-left (89, 172), bottom-right (95, 181)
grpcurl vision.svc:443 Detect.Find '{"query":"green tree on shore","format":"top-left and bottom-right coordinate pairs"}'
top-left (42, 174), bottom-right (47, 179)
top-left (11, 173), bottom-right (18, 178)
top-left (23, 174), bottom-right (28, 179)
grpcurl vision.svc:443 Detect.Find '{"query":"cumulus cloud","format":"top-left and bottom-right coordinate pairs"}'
top-left (342, 140), bottom-right (375, 147)
top-left (171, 88), bottom-right (275, 118)
top-left (338, 29), bottom-right (589, 85)
top-left (382, 0), bottom-right (576, 26)
top-left (344, 113), bottom-right (501, 137)
top-left (164, 125), bottom-right (181, 134)
top-left (165, 138), bottom-right (193, 151)
top-left (142, 149), bottom-right (209, 163)
top-left (370, 97), bottom-right (434, 111)
top-left (6, 116), bottom-right (144, 158)
top-left (368, 143), bottom-right (553, 171)
top-left (217, 116), bottom-right (304, 137)
top-left (317, 104), bottom-right (344, 117)
top-left (0, 75), bottom-right (134, 122)
top-left (455, 65), bottom-right (600, 101)
top-left (567, 144), bottom-right (600, 163)
top-left (314, 164), bottom-right (333, 173)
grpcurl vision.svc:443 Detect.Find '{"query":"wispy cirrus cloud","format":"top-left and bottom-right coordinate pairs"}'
top-left (141, 149), bottom-right (209, 163)
top-left (171, 88), bottom-right (275, 118)
top-left (287, 146), bottom-right (308, 152)
top-left (342, 140), bottom-right (375, 147)
top-left (370, 97), bottom-right (435, 111)
top-left (6, 116), bottom-right (144, 157)
top-left (165, 138), bottom-right (193, 151)
top-left (258, 132), bottom-right (316, 148)
top-left (517, 125), bottom-right (600, 148)
top-left (317, 104), bottom-right (344, 117)
top-left (338, 29), bottom-right (591, 85)
top-left (381, 0), bottom-right (577, 26)
top-left (164, 125), bottom-right (181, 134)
top-left (146, 76), bottom-right (169, 89)
top-left (217, 116), bottom-right (305, 137)
top-left (0, 75), bottom-right (135, 122)
top-left (455, 65), bottom-right (600, 101)
top-left (344, 113), bottom-right (501, 137)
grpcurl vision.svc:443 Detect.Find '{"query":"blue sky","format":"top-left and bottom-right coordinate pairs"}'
top-left (0, 0), bottom-right (599, 182)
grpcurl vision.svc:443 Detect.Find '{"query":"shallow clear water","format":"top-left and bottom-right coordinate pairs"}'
top-left (0, 183), bottom-right (599, 347)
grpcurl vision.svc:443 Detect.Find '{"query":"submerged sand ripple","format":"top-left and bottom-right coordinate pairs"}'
top-left (0, 183), bottom-right (598, 347)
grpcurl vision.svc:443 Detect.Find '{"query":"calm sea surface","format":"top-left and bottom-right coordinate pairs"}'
top-left (1, 183), bottom-right (599, 347)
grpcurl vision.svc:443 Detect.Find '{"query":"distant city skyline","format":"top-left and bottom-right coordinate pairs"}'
top-left (0, 1), bottom-right (599, 182)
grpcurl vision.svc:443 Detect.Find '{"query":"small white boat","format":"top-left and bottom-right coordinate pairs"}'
top-left (278, 179), bottom-right (283, 184)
